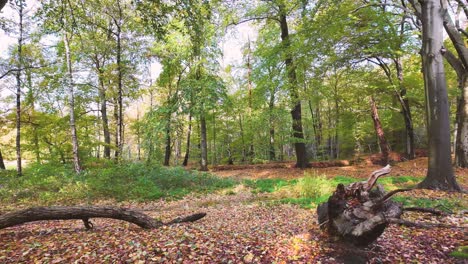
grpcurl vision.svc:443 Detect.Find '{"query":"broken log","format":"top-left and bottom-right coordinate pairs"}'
top-left (317, 165), bottom-right (461, 246)
top-left (0, 206), bottom-right (206, 230)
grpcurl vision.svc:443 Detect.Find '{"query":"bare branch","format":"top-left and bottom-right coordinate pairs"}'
top-left (388, 218), bottom-right (462, 229)
top-left (403, 207), bottom-right (446, 216)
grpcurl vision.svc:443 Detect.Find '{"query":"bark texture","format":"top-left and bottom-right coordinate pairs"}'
top-left (0, 149), bottom-right (5, 170)
top-left (317, 165), bottom-right (404, 246)
top-left (418, 0), bottom-right (460, 191)
top-left (200, 113), bottom-right (208, 171)
top-left (278, 6), bottom-right (307, 168)
top-left (0, 206), bottom-right (206, 230)
top-left (370, 97), bottom-right (390, 165)
top-left (63, 32), bottom-right (82, 173)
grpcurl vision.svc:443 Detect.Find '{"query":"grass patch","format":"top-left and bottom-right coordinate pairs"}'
top-left (0, 162), bottom-right (237, 206)
top-left (450, 246), bottom-right (468, 259)
top-left (243, 178), bottom-right (297, 193)
top-left (392, 196), bottom-right (465, 213)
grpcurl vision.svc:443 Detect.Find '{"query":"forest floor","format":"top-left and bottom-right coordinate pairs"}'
top-left (1, 157), bottom-right (467, 263)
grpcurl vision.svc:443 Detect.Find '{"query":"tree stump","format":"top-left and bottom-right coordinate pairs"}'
top-left (317, 165), bottom-right (404, 246)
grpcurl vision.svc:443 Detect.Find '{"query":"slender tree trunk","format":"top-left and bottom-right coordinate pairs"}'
top-left (97, 66), bottom-right (111, 159)
top-left (0, 149), bottom-right (5, 170)
top-left (370, 97), bottom-right (390, 165)
top-left (418, 0), bottom-right (460, 191)
top-left (309, 100), bottom-right (322, 158)
top-left (238, 114), bottom-right (246, 162)
top-left (136, 110), bottom-right (141, 161)
top-left (279, 8), bottom-right (307, 168)
top-left (269, 89), bottom-right (276, 161)
top-left (183, 113), bottom-right (192, 167)
top-left (63, 32), bottom-right (82, 173)
top-left (394, 58), bottom-right (415, 160)
top-left (163, 116), bottom-right (171, 166)
top-left (114, 1), bottom-right (124, 161)
top-left (15, 0), bottom-right (24, 176)
top-left (246, 41), bottom-right (254, 161)
top-left (113, 97), bottom-right (119, 159)
top-left (200, 113), bottom-right (208, 171)
top-left (212, 111), bottom-right (217, 165)
top-left (455, 75), bottom-right (468, 167)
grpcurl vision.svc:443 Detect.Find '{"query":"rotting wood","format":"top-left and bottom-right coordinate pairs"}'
top-left (317, 165), bottom-right (459, 247)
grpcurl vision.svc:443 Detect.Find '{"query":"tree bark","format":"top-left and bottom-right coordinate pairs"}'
top-left (0, 206), bottom-right (205, 230)
top-left (246, 41), bottom-right (254, 162)
top-left (369, 96), bottom-right (390, 165)
top-left (0, 149), bottom-right (5, 170)
top-left (95, 60), bottom-right (111, 159)
top-left (269, 87), bottom-right (276, 161)
top-left (183, 113), bottom-right (192, 167)
top-left (114, 0), bottom-right (124, 161)
top-left (200, 113), bottom-right (208, 171)
top-left (279, 6), bottom-right (307, 168)
top-left (163, 115), bottom-right (171, 166)
top-left (63, 32), bottom-right (82, 174)
top-left (455, 75), bottom-right (468, 167)
top-left (418, 0), bottom-right (461, 191)
top-left (394, 58), bottom-right (415, 160)
top-left (15, 0), bottom-right (24, 176)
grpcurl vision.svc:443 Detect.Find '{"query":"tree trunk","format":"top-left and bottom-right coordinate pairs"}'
top-left (0, 206), bottom-right (205, 230)
top-left (369, 97), bottom-right (390, 165)
top-left (15, 0), bottom-right (24, 176)
top-left (418, 0), bottom-right (461, 191)
top-left (183, 113), bottom-right (192, 166)
top-left (114, 1), bottom-right (124, 162)
top-left (246, 41), bottom-right (254, 162)
top-left (239, 114), bottom-right (247, 162)
top-left (309, 100), bottom-right (322, 158)
top-left (63, 32), bottom-right (82, 174)
top-left (455, 76), bottom-right (468, 167)
top-left (0, 149), bottom-right (5, 170)
top-left (269, 89), bottom-right (276, 161)
top-left (394, 58), bottom-right (415, 160)
top-left (279, 7), bottom-right (307, 168)
top-left (163, 115), bottom-right (171, 166)
top-left (97, 66), bottom-right (111, 159)
top-left (200, 113), bottom-right (208, 171)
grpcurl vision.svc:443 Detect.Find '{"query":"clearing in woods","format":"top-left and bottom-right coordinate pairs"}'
top-left (0, 157), bottom-right (467, 263)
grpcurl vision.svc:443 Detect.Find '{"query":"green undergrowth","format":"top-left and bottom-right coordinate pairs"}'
top-left (1, 162), bottom-right (463, 213)
top-left (242, 173), bottom-right (463, 210)
top-left (0, 162), bottom-right (236, 206)
top-left (450, 246), bottom-right (468, 259)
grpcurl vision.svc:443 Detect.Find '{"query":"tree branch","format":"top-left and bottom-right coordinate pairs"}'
top-left (387, 218), bottom-right (462, 229)
top-left (403, 207), bottom-right (446, 216)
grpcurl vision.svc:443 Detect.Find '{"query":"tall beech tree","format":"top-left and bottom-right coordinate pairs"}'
top-left (417, 0), bottom-right (461, 191)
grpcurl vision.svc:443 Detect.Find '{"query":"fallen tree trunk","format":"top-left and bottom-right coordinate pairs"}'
top-left (316, 165), bottom-right (456, 247)
top-left (0, 206), bottom-right (206, 230)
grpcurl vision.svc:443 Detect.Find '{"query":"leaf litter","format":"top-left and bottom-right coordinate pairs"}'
top-left (1, 158), bottom-right (467, 263)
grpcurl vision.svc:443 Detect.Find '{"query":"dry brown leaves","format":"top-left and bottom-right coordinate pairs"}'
top-left (1, 189), bottom-right (466, 263)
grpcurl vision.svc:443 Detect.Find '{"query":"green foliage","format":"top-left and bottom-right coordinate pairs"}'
top-left (450, 246), bottom-right (468, 259)
top-left (392, 196), bottom-right (465, 213)
top-left (0, 162), bottom-right (236, 206)
top-left (243, 178), bottom-right (296, 193)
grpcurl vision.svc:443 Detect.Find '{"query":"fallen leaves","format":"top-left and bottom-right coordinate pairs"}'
top-left (0, 189), bottom-right (466, 263)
